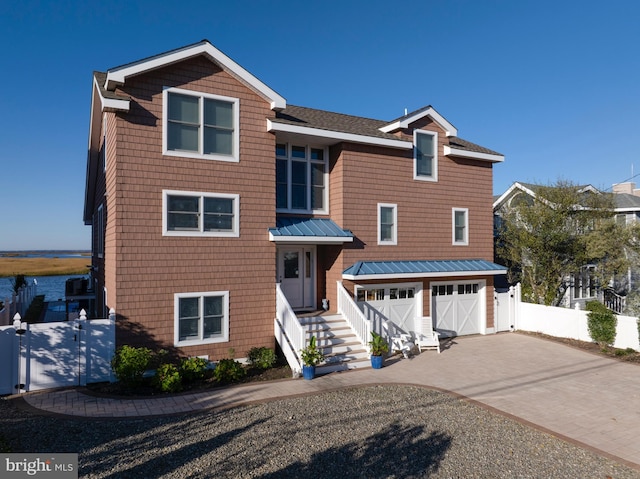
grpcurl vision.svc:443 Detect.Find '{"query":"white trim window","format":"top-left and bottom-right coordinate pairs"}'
top-left (452, 208), bottom-right (469, 245)
top-left (276, 143), bottom-right (328, 213)
top-left (95, 204), bottom-right (104, 258)
top-left (378, 203), bottom-right (397, 245)
top-left (163, 87), bottom-right (239, 162)
top-left (174, 291), bottom-right (229, 346)
top-left (163, 190), bottom-right (239, 237)
top-left (414, 130), bottom-right (438, 181)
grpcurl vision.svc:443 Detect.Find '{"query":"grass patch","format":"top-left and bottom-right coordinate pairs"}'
top-left (0, 257), bottom-right (90, 278)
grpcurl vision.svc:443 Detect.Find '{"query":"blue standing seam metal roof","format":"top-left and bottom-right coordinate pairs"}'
top-left (343, 259), bottom-right (507, 276)
top-left (269, 217), bottom-right (354, 238)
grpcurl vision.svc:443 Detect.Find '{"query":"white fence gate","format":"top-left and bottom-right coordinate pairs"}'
top-left (0, 309), bottom-right (116, 395)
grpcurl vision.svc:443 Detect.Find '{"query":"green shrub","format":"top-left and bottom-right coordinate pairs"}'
top-left (586, 301), bottom-right (617, 349)
top-left (213, 358), bottom-right (246, 383)
top-left (247, 347), bottom-right (276, 370)
top-left (111, 345), bottom-right (153, 385)
top-left (180, 356), bottom-right (209, 383)
top-left (155, 363), bottom-right (182, 393)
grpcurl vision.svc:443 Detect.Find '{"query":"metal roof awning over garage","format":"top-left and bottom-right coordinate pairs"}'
top-left (343, 259), bottom-right (507, 280)
top-left (269, 217), bottom-right (354, 244)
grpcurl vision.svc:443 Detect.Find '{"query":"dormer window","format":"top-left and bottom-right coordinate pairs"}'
top-left (414, 130), bottom-right (437, 182)
top-left (163, 87), bottom-right (239, 162)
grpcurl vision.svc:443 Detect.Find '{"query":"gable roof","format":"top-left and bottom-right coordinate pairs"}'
top-left (614, 193), bottom-right (640, 211)
top-left (379, 105), bottom-right (457, 136)
top-left (493, 181), bottom-right (599, 210)
top-left (343, 259), bottom-right (507, 280)
top-left (103, 40), bottom-right (286, 110)
top-left (269, 104), bottom-right (504, 160)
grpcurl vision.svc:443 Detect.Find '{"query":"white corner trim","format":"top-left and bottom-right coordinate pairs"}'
top-left (444, 146), bottom-right (504, 163)
top-left (379, 106), bottom-right (457, 137)
top-left (105, 41), bottom-right (286, 110)
top-left (267, 119), bottom-right (412, 149)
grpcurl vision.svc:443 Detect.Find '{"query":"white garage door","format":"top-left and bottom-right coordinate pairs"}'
top-left (356, 283), bottom-right (421, 333)
top-left (431, 281), bottom-right (482, 337)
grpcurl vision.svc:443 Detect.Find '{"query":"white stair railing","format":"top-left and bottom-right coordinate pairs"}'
top-left (275, 284), bottom-right (305, 375)
top-left (337, 281), bottom-right (371, 349)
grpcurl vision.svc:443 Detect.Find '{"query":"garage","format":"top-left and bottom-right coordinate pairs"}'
top-left (431, 280), bottom-right (484, 337)
top-left (356, 282), bottom-right (422, 333)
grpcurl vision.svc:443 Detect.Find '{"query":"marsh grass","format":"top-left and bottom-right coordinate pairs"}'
top-left (0, 257), bottom-right (90, 277)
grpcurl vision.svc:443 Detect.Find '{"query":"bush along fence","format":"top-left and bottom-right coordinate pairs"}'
top-left (0, 279), bottom-right (37, 326)
top-left (510, 283), bottom-right (640, 351)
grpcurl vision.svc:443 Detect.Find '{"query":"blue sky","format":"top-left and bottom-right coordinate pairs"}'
top-left (1, 0), bottom-right (639, 250)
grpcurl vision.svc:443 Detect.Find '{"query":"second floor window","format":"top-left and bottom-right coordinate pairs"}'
top-left (453, 208), bottom-right (468, 245)
top-left (378, 203), bottom-right (397, 245)
top-left (163, 190), bottom-right (239, 237)
top-left (276, 144), bottom-right (327, 213)
top-left (163, 88), bottom-right (239, 162)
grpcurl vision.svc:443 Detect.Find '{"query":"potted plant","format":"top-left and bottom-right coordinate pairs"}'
top-left (300, 335), bottom-right (324, 380)
top-left (369, 331), bottom-right (389, 369)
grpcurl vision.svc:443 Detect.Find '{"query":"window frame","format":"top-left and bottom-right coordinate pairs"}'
top-left (162, 87), bottom-right (240, 163)
top-left (162, 190), bottom-right (240, 237)
top-left (452, 207), bottom-right (469, 245)
top-left (413, 130), bottom-right (438, 182)
top-left (276, 143), bottom-right (329, 214)
top-left (378, 203), bottom-right (398, 245)
top-left (174, 291), bottom-right (229, 346)
top-left (95, 204), bottom-right (104, 259)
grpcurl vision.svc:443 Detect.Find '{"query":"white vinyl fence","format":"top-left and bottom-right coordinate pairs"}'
top-left (503, 284), bottom-right (640, 351)
top-left (0, 309), bottom-right (116, 395)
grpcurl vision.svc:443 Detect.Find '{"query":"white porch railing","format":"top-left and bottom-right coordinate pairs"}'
top-left (337, 281), bottom-right (371, 349)
top-left (275, 284), bottom-right (305, 375)
top-left (0, 280), bottom-right (38, 326)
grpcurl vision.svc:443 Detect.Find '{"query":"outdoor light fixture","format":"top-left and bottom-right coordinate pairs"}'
top-left (13, 313), bottom-right (26, 393)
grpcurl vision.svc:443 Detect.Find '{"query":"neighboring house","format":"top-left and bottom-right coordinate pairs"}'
top-left (493, 181), bottom-right (640, 311)
top-left (84, 40), bottom-right (505, 369)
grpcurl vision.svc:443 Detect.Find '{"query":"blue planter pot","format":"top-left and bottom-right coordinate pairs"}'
top-left (371, 355), bottom-right (384, 369)
top-left (302, 365), bottom-right (316, 380)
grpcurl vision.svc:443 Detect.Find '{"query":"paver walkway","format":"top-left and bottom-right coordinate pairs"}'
top-left (19, 333), bottom-right (640, 470)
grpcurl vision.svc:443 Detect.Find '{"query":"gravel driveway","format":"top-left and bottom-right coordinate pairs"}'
top-left (2, 385), bottom-right (638, 478)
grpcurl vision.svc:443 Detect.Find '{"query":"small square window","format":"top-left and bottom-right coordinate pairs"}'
top-left (175, 291), bottom-right (229, 346)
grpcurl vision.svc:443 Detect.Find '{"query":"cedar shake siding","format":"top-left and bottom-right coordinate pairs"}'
top-left (85, 41), bottom-right (504, 361)
top-left (104, 57), bottom-right (277, 357)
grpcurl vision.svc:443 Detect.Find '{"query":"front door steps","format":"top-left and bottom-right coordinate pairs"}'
top-left (298, 314), bottom-right (370, 375)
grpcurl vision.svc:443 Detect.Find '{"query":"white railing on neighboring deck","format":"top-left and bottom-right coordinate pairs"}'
top-left (337, 281), bottom-right (371, 349)
top-left (275, 283), bottom-right (305, 375)
top-left (0, 280), bottom-right (38, 326)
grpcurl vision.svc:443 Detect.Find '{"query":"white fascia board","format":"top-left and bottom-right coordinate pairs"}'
top-left (342, 269), bottom-right (507, 281)
top-left (444, 146), bottom-right (504, 163)
top-left (267, 120), bottom-right (412, 150)
top-left (105, 42), bottom-right (286, 110)
top-left (269, 232), bottom-right (354, 244)
top-left (379, 107), bottom-right (457, 136)
top-left (93, 77), bottom-right (130, 112)
top-left (615, 207), bottom-right (640, 212)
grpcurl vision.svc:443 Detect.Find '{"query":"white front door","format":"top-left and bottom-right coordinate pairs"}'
top-left (278, 247), bottom-right (315, 310)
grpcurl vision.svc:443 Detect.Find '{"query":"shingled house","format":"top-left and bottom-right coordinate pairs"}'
top-left (84, 40), bottom-right (505, 372)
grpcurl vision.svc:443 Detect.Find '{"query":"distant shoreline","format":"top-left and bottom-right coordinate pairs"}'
top-left (0, 257), bottom-right (90, 278)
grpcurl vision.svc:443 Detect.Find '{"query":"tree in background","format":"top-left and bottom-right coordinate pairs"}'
top-left (496, 181), bottom-right (640, 306)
